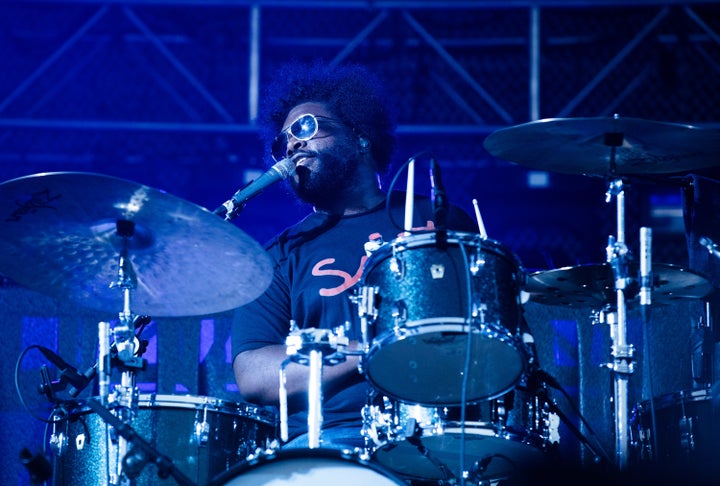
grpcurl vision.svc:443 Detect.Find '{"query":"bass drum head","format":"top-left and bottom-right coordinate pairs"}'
top-left (210, 448), bottom-right (404, 486)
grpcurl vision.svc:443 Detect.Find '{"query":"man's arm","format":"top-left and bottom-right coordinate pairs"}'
top-left (233, 343), bottom-right (363, 406)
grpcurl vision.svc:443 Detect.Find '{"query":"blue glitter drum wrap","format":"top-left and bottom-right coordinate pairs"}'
top-left (360, 231), bottom-right (527, 405)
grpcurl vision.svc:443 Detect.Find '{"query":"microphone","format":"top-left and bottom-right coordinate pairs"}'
top-left (98, 321), bottom-right (111, 401)
top-left (38, 365), bottom-right (58, 400)
top-left (68, 365), bottom-right (97, 397)
top-left (214, 157), bottom-right (296, 220)
top-left (37, 346), bottom-right (91, 392)
top-left (429, 158), bottom-right (448, 239)
top-left (639, 226), bottom-right (652, 311)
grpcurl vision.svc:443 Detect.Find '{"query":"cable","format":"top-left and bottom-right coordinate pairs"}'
top-left (640, 305), bottom-right (660, 463)
top-left (15, 345), bottom-right (60, 424)
top-left (538, 369), bottom-right (612, 464)
top-left (457, 237), bottom-right (474, 486)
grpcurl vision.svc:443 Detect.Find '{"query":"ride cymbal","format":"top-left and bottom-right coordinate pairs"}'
top-left (524, 262), bottom-right (712, 308)
top-left (0, 172), bottom-right (272, 317)
top-left (484, 116), bottom-right (720, 176)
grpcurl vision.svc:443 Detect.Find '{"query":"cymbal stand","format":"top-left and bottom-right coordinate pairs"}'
top-left (604, 178), bottom-right (635, 470)
top-left (104, 219), bottom-right (148, 485)
top-left (279, 323), bottom-right (349, 448)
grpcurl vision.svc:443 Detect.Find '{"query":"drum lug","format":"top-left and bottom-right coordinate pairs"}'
top-left (391, 300), bottom-right (407, 328)
top-left (471, 302), bottom-right (487, 323)
top-left (389, 254), bottom-right (404, 280)
top-left (352, 285), bottom-right (379, 356)
top-left (494, 396), bottom-right (508, 429)
top-left (49, 430), bottom-right (68, 457)
top-left (469, 246), bottom-right (485, 275)
top-left (678, 415), bottom-right (695, 454)
top-left (194, 414), bottom-right (211, 446)
top-left (361, 403), bottom-right (390, 448)
top-left (351, 286), bottom-right (379, 322)
top-left (546, 411), bottom-right (561, 444)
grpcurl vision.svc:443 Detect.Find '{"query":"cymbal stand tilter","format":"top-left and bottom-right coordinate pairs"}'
top-left (278, 323), bottom-right (351, 449)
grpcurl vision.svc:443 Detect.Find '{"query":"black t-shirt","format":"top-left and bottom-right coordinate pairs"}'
top-left (232, 193), bottom-right (477, 440)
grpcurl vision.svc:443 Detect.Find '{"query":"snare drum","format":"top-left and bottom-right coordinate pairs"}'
top-left (363, 386), bottom-right (559, 483)
top-left (359, 231), bottom-right (527, 405)
top-left (49, 394), bottom-right (278, 485)
top-left (209, 448), bottom-right (405, 485)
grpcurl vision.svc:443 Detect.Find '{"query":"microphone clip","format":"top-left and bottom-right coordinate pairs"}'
top-left (429, 158), bottom-right (449, 247)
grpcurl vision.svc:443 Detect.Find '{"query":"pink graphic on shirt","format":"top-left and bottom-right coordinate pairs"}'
top-left (311, 223), bottom-right (435, 297)
top-left (312, 256), bottom-right (368, 296)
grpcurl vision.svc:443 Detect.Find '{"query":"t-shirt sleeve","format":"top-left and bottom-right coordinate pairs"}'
top-left (231, 256), bottom-right (292, 360)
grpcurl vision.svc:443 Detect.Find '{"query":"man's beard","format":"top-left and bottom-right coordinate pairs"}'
top-left (291, 146), bottom-right (360, 208)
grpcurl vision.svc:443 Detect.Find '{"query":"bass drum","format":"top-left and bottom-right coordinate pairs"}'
top-left (360, 231), bottom-right (527, 405)
top-left (363, 384), bottom-right (560, 483)
top-left (49, 394), bottom-right (278, 485)
top-left (631, 387), bottom-right (719, 466)
top-left (209, 448), bottom-right (405, 485)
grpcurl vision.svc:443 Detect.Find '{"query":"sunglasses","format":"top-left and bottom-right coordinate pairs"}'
top-left (271, 113), bottom-right (342, 161)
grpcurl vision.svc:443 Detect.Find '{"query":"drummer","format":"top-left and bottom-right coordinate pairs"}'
top-left (231, 60), bottom-right (477, 451)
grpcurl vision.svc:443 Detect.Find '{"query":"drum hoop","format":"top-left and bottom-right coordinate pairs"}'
top-left (208, 447), bottom-right (404, 485)
top-left (639, 386), bottom-right (711, 410)
top-left (441, 422), bottom-right (531, 441)
top-left (364, 231), bottom-right (523, 271)
top-left (56, 394), bottom-right (277, 425)
top-left (137, 393), bottom-right (277, 424)
top-left (367, 321), bottom-right (520, 352)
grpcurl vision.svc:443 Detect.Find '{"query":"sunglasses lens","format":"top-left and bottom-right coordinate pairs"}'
top-left (271, 114), bottom-right (319, 161)
top-left (290, 114), bottom-right (318, 140)
top-left (271, 135), bottom-right (287, 161)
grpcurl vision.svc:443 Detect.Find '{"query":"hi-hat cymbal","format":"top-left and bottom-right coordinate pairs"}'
top-left (484, 116), bottom-right (720, 176)
top-left (524, 262), bottom-right (712, 308)
top-left (0, 172), bottom-right (272, 317)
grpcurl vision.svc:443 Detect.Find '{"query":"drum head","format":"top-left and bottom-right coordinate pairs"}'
top-left (366, 323), bottom-right (525, 404)
top-left (210, 448), bottom-right (404, 485)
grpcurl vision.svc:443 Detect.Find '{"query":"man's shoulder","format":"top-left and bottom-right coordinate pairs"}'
top-left (264, 211), bottom-right (336, 255)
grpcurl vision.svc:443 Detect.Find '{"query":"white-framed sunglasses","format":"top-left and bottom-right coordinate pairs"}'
top-left (271, 113), bottom-right (342, 161)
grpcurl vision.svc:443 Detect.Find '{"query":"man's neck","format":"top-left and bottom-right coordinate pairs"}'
top-left (314, 187), bottom-right (385, 216)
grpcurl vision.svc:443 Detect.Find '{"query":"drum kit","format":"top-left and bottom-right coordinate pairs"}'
top-left (3, 115), bottom-right (720, 485)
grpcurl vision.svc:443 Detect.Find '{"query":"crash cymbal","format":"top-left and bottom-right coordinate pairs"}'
top-left (524, 262), bottom-right (712, 308)
top-left (0, 172), bottom-right (272, 317)
top-left (484, 116), bottom-right (720, 176)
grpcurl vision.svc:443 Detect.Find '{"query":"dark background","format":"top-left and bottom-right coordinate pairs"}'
top-left (1, 1), bottom-right (719, 484)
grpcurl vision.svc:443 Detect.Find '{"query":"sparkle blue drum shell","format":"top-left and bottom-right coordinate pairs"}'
top-left (360, 231), bottom-right (527, 405)
top-left (49, 394), bottom-right (278, 486)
